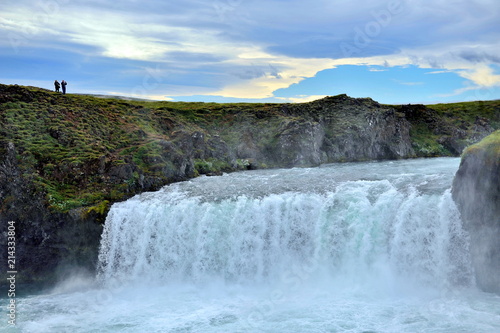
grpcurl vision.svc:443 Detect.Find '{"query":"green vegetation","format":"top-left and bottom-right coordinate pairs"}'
top-left (85, 200), bottom-right (111, 223)
top-left (424, 100), bottom-right (500, 155)
top-left (409, 122), bottom-right (451, 157)
top-left (194, 158), bottom-right (233, 175)
top-left (463, 130), bottom-right (500, 165)
top-left (428, 100), bottom-right (500, 128)
top-left (0, 85), bottom-right (283, 213)
top-left (392, 101), bottom-right (500, 157)
top-left (1, 84), bottom-right (499, 215)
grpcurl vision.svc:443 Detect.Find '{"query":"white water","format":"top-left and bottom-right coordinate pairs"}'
top-left (3, 158), bottom-right (500, 332)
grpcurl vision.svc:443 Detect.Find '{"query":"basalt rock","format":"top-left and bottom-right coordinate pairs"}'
top-left (224, 96), bottom-right (414, 167)
top-left (452, 131), bottom-right (500, 294)
top-left (0, 142), bottom-right (103, 285)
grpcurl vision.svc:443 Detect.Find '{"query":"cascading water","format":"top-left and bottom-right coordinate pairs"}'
top-left (97, 175), bottom-right (472, 291)
top-left (7, 158), bottom-right (500, 333)
top-left (97, 157), bottom-right (474, 290)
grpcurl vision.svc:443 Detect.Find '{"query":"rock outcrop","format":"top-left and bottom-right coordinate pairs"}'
top-left (221, 95), bottom-right (415, 167)
top-left (452, 130), bottom-right (500, 293)
top-left (0, 142), bottom-right (103, 285)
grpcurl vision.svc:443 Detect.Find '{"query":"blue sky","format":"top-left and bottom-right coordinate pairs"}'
top-left (1, 0), bottom-right (499, 104)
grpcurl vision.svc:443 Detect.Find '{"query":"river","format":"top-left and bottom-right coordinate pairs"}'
top-left (3, 158), bottom-right (500, 332)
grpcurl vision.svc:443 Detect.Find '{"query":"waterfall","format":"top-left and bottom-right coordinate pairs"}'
top-left (16, 159), bottom-right (500, 333)
top-left (97, 159), bottom-right (474, 291)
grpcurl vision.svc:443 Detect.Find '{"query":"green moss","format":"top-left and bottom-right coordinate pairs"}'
top-left (463, 130), bottom-right (500, 165)
top-left (194, 158), bottom-right (232, 175)
top-left (46, 193), bottom-right (86, 212)
top-left (86, 200), bottom-right (110, 216)
top-left (409, 123), bottom-right (449, 157)
top-left (194, 159), bottom-right (212, 174)
top-left (236, 159), bottom-right (250, 169)
top-left (408, 118), bottom-right (453, 157)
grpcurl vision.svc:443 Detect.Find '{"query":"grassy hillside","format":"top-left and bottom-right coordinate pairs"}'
top-left (0, 85), bottom-right (283, 213)
top-left (428, 100), bottom-right (500, 127)
top-left (1, 84), bottom-right (499, 216)
top-left (393, 100), bottom-right (500, 156)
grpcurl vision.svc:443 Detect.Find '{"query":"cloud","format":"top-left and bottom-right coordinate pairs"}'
top-left (434, 86), bottom-right (479, 98)
top-left (459, 50), bottom-right (500, 64)
top-left (206, 55), bottom-right (337, 99)
top-left (0, 0), bottom-right (499, 103)
top-left (426, 70), bottom-right (452, 74)
top-left (279, 95), bottom-right (328, 103)
top-left (458, 64), bottom-right (500, 87)
top-left (1, 1), bottom-right (243, 62)
top-left (340, 40), bottom-right (500, 88)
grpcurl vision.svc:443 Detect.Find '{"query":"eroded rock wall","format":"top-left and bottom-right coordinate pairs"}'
top-left (452, 131), bottom-right (500, 293)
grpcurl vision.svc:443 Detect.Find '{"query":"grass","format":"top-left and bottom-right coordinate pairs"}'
top-left (428, 100), bottom-right (500, 128)
top-left (1, 84), bottom-right (499, 214)
top-left (0, 85), bottom-right (284, 213)
top-left (408, 122), bottom-right (450, 157)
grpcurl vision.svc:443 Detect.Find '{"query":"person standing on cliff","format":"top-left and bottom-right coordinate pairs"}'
top-left (54, 80), bottom-right (60, 92)
top-left (61, 80), bottom-right (67, 94)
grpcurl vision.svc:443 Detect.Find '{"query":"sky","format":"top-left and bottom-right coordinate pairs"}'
top-left (1, 0), bottom-right (499, 104)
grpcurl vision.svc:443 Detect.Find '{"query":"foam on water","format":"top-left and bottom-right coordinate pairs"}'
top-left (3, 158), bottom-right (500, 333)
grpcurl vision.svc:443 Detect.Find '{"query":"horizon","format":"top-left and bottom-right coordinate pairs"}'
top-left (1, 0), bottom-right (499, 104)
top-left (4, 82), bottom-right (500, 106)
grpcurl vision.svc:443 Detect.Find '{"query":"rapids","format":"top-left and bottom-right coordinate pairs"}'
top-left (3, 158), bottom-right (500, 332)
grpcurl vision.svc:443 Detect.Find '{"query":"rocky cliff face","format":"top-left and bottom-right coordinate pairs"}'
top-left (216, 95), bottom-right (415, 167)
top-left (0, 84), bottom-right (498, 285)
top-left (0, 142), bottom-right (103, 285)
top-left (452, 131), bottom-right (500, 294)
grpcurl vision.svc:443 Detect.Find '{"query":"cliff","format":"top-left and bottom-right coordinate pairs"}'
top-left (0, 84), bottom-right (498, 285)
top-left (452, 130), bottom-right (500, 293)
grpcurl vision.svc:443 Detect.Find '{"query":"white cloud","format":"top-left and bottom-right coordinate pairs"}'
top-left (434, 86), bottom-right (479, 98)
top-left (326, 41), bottom-right (500, 88)
top-left (1, 0), bottom-right (499, 102)
top-left (207, 54), bottom-right (337, 99)
top-left (458, 64), bottom-right (500, 87)
top-left (279, 95), bottom-right (328, 103)
top-left (426, 70), bottom-right (452, 74)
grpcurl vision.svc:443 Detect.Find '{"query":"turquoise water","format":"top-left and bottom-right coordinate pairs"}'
top-left (2, 158), bottom-right (500, 332)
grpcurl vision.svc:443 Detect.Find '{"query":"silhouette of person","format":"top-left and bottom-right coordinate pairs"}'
top-left (61, 80), bottom-right (67, 94)
top-left (54, 80), bottom-right (60, 92)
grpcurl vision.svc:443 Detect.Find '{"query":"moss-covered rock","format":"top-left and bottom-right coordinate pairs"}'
top-left (0, 141), bottom-right (103, 286)
top-left (452, 130), bottom-right (500, 294)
